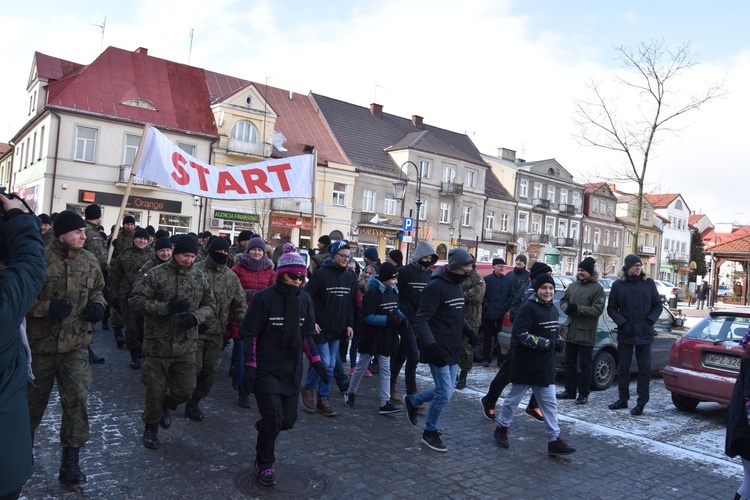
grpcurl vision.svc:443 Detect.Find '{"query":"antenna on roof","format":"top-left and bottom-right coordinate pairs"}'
top-left (188, 28), bottom-right (194, 65)
top-left (92, 17), bottom-right (106, 52)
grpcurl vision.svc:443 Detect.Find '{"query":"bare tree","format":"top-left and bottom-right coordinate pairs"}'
top-left (251, 199), bottom-right (273, 239)
top-left (574, 40), bottom-right (725, 252)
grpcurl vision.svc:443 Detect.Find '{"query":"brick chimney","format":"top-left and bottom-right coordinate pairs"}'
top-left (412, 115), bottom-right (423, 127)
top-left (135, 47), bottom-right (148, 55)
top-left (498, 147), bottom-right (516, 162)
top-left (370, 103), bottom-right (383, 117)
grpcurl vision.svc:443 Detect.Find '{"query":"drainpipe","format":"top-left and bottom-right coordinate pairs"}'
top-left (48, 110), bottom-right (62, 214)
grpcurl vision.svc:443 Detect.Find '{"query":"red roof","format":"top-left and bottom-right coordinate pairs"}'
top-left (34, 51), bottom-right (84, 81)
top-left (703, 227), bottom-right (750, 247)
top-left (44, 47), bottom-right (218, 138)
top-left (644, 193), bottom-right (681, 208)
top-left (0, 143), bottom-right (10, 155)
top-left (710, 234), bottom-right (750, 254)
top-left (584, 182), bottom-right (607, 194)
top-left (689, 214), bottom-right (704, 226)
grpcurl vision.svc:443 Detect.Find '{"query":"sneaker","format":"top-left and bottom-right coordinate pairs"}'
top-left (480, 396), bottom-right (496, 421)
top-left (525, 406), bottom-right (544, 422)
top-left (344, 392), bottom-right (356, 409)
top-left (316, 396), bottom-right (337, 417)
top-left (254, 461), bottom-right (276, 486)
top-left (494, 426), bottom-right (510, 448)
top-left (379, 402), bottom-right (401, 415)
top-left (421, 430), bottom-right (447, 452)
top-left (575, 396), bottom-right (588, 405)
top-left (300, 387), bottom-right (315, 413)
top-left (349, 366), bottom-right (355, 375)
top-left (404, 394), bottom-right (418, 426)
top-left (548, 437), bottom-right (576, 456)
top-left (364, 369), bottom-right (373, 377)
top-left (556, 390), bottom-right (576, 400)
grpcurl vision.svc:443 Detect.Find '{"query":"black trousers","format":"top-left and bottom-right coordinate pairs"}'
top-left (390, 323), bottom-right (419, 394)
top-left (481, 319), bottom-right (502, 361)
top-left (484, 345), bottom-right (538, 410)
top-left (616, 342), bottom-right (652, 406)
top-left (563, 342), bottom-right (594, 398)
top-left (254, 392), bottom-right (298, 471)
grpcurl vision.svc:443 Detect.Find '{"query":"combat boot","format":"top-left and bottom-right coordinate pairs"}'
top-left (130, 350), bottom-right (141, 369)
top-left (88, 346), bottom-right (105, 364)
top-left (455, 370), bottom-right (468, 390)
top-left (58, 447), bottom-right (86, 485)
top-left (114, 327), bottom-right (125, 349)
top-left (185, 397), bottom-right (205, 421)
top-left (143, 424), bottom-right (159, 449)
top-left (238, 389), bottom-right (252, 409)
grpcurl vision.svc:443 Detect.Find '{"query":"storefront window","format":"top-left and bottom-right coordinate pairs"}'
top-left (159, 214), bottom-right (190, 235)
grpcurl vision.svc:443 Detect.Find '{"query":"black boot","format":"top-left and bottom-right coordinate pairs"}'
top-left (455, 370), bottom-right (468, 390)
top-left (58, 447), bottom-right (86, 485)
top-left (159, 407), bottom-right (172, 429)
top-left (185, 397), bottom-right (205, 421)
top-left (114, 328), bottom-right (125, 349)
top-left (88, 346), bottom-right (105, 364)
top-left (238, 389), bottom-right (251, 409)
top-left (143, 424), bottom-right (159, 449)
top-left (130, 350), bottom-right (142, 369)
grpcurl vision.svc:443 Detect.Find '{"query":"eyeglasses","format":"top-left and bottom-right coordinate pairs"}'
top-left (336, 253), bottom-right (351, 259)
top-left (288, 274), bottom-right (305, 282)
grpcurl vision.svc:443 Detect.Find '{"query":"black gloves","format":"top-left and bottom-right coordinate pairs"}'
top-left (111, 297), bottom-right (121, 312)
top-left (49, 300), bottom-right (73, 319)
top-left (424, 343), bottom-right (446, 366)
top-left (85, 303), bottom-right (105, 322)
top-left (179, 313), bottom-right (198, 330)
top-left (167, 296), bottom-right (190, 315)
top-left (555, 338), bottom-right (566, 353)
top-left (565, 303), bottom-right (578, 315)
top-left (312, 360), bottom-right (330, 383)
top-left (387, 313), bottom-right (405, 328)
top-left (242, 367), bottom-right (256, 394)
top-left (517, 332), bottom-right (551, 351)
top-left (199, 323), bottom-right (209, 334)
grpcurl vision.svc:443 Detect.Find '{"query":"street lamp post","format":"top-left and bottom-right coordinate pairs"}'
top-left (392, 160), bottom-right (422, 254)
top-left (193, 196), bottom-right (204, 233)
top-left (448, 216), bottom-right (461, 246)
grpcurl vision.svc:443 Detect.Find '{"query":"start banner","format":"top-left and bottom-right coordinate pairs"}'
top-left (136, 126), bottom-right (313, 200)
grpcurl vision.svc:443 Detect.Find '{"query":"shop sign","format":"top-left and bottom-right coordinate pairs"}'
top-left (213, 210), bottom-right (259, 223)
top-left (359, 227), bottom-right (397, 237)
top-left (79, 190), bottom-right (182, 213)
top-left (271, 215), bottom-right (311, 230)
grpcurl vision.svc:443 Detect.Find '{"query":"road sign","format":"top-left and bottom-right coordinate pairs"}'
top-left (402, 235), bottom-right (413, 243)
top-left (403, 217), bottom-right (414, 231)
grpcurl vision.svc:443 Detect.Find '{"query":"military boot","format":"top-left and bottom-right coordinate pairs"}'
top-left (185, 397), bottom-right (205, 421)
top-left (143, 424), bottom-right (159, 449)
top-left (58, 447), bottom-right (86, 485)
top-left (238, 389), bottom-right (252, 409)
top-left (88, 346), bottom-right (105, 364)
top-left (130, 350), bottom-right (142, 370)
top-left (114, 328), bottom-right (126, 349)
top-left (455, 370), bottom-right (468, 390)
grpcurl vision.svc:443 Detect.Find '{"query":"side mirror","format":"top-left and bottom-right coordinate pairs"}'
top-left (674, 318), bottom-right (684, 327)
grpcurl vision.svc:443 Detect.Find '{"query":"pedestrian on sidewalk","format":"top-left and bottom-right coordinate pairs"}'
top-left (493, 273), bottom-right (575, 456)
top-left (404, 248), bottom-right (478, 452)
top-left (697, 282), bottom-right (709, 310)
top-left (345, 262), bottom-right (404, 414)
top-left (479, 258), bottom-right (512, 367)
top-left (240, 244), bottom-right (328, 486)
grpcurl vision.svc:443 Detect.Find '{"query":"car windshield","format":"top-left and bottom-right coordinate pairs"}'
top-left (659, 281), bottom-right (676, 288)
top-left (683, 314), bottom-right (750, 342)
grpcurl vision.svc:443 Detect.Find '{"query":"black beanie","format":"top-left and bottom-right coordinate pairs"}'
top-left (39, 213), bottom-right (52, 225)
top-left (209, 236), bottom-right (230, 252)
top-left (173, 235), bottom-right (200, 255)
top-left (84, 204), bottom-right (102, 220)
top-left (389, 249), bottom-right (403, 267)
top-left (238, 230), bottom-right (253, 243)
top-left (529, 261), bottom-right (553, 279)
top-left (53, 210), bottom-right (86, 237)
top-left (624, 254), bottom-right (642, 270)
top-left (377, 262), bottom-right (399, 282)
top-left (155, 229), bottom-right (170, 239)
top-left (318, 235), bottom-right (332, 246)
top-left (578, 257), bottom-right (596, 275)
top-left (516, 254), bottom-right (528, 265)
top-left (154, 237), bottom-right (172, 251)
top-left (123, 215), bottom-right (136, 225)
top-left (146, 225), bottom-right (156, 236)
top-left (134, 228), bottom-right (150, 240)
top-left (492, 258), bottom-right (506, 266)
top-left (533, 273), bottom-right (555, 291)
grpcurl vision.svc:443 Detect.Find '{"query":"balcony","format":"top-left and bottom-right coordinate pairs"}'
top-left (227, 138), bottom-right (271, 157)
top-left (271, 198), bottom-right (326, 217)
top-left (529, 233), bottom-right (551, 244)
top-left (117, 165), bottom-right (158, 188)
top-left (532, 198), bottom-right (551, 210)
top-left (637, 245), bottom-right (656, 255)
top-left (440, 181), bottom-right (464, 196)
top-left (556, 237), bottom-right (579, 248)
top-left (558, 203), bottom-right (577, 215)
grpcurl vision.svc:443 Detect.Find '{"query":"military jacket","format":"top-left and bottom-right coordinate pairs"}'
top-left (462, 268), bottom-right (486, 330)
top-left (194, 257), bottom-right (247, 338)
top-left (128, 258), bottom-right (216, 357)
top-left (112, 228), bottom-right (134, 260)
top-left (109, 244), bottom-right (153, 301)
top-left (84, 221), bottom-right (109, 273)
top-left (26, 239), bottom-right (106, 354)
top-left (41, 230), bottom-right (54, 247)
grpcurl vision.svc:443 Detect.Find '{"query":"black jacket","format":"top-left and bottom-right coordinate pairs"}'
top-left (482, 272), bottom-right (514, 321)
top-left (303, 260), bottom-right (357, 343)
top-left (359, 280), bottom-right (401, 356)
top-left (509, 297), bottom-right (559, 386)
top-left (727, 357), bottom-right (750, 459)
top-left (508, 267), bottom-right (531, 296)
top-left (397, 263), bottom-right (432, 322)
top-left (607, 271), bottom-right (662, 345)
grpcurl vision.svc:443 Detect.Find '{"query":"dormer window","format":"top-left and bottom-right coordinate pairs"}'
top-left (121, 99), bottom-right (157, 111)
top-left (245, 95), bottom-right (253, 107)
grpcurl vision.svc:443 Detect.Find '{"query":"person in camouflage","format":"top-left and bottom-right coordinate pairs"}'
top-left (308, 235), bottom-right (331, 275)
top-left (189, 237), bottom-right (247, 421)
top-left (196, 231), bottom-right (212, 262)
top-left (138, 237), bottom-right (173, 276)
top-left (39, 213), bottom-right (54, 246)
top-left (26, 210), bottom-right (106, 486)
top-left (456, 264), bottom-right (486, 389)
top-left (107, 214), bottom-right (135, 352)
top-left (109, 227), bottom-right (153, 368)
top-left (227, 229), bottom-right (253, 268)
top-left (82, 204), bottom-right (109, 363)
top-left (128, 234), bottom-right (216, 449)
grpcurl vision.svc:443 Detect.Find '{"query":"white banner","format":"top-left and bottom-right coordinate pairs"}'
top-left (136, 126), bottom-right (313, 200)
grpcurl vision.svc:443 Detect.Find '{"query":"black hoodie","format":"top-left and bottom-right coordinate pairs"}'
top-left (303, 259), bottom-right (358, 343)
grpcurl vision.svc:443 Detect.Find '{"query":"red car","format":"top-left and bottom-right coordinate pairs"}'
top-left (663, 309), bottom-right (750, 411)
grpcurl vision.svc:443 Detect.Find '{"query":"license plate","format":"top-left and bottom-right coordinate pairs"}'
top-left (704, 353), bottom-right (741, 371)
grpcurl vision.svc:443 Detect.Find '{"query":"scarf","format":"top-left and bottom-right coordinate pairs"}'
top-left (238, 252), bottom-right (273, 271)
top-left (275, 281), bottom-right (301, 348)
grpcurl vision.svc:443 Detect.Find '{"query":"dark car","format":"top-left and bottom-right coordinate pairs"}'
top-left (498, 291), bottom-right (686, 390)
top-left (663, 310), bottom-right (750, 411)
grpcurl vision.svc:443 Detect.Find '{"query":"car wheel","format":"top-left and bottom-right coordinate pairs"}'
top-left (590, 350), bottom-right (616, 391)
top-left (671, 392), bottom-right (700, 412)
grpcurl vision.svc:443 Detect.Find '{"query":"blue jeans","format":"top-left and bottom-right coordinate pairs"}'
top-left (410, 364), bottom-right (457, 431)
top-left (333, 350), bottom-right (349, 389)
top-left (303, 339), bottom-right (339, 398)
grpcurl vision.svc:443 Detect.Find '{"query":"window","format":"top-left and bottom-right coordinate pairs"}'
top-left (664, 238), bottom-right (670, 250)
top-left (604, 229), bottom-right (610, 246)
top-left (486, 211), bottom-right (495, 231)
top-left (572, 191), bottom-right (581, 208)
top-left (500, 213), bottom-right (509, 232)
top-left (383, 196), bottom-right (396, 216)
top-left (594, 228), bottom-right (601, 245)
top-left (533, 182), bottom-right (542, 199)
top-left (178, 143), bottom-right (195, 157)
top-left (626, 232), bottom-right (632, 247)
top-left (32, 132), bottom-right (37, 162)
top-left (39, 126), bottom-right (45, 160)
top-left (593, 199), bottom-right (600, 213)
top-left (544, 216), bottom-right (555, 236)
top-left (584, 226), bottom-right (590, 244)
top-left (519, 179), bottom-right (528, 198)
top-left (74, 126), bottom-right (97, 162)
top-left (230, 121), bottom-right (259, 143)
top-left (363, 189), bottom-right (376, 212)
top-left (681, 241), bottom-right (687, 253)
top-left (560, 188), bottom-right (568, 204)
top-left (462, 206), bottom-right (472, 226)
top-left (558, 219), bottom-right (568, 238)
top-left (465, 170), bottom-right (476, 188)
top-left (158, 214), bottom-right (190, 235)
top-left (25, 138), bottom-right (30, 166)
top-left (123, 134), bottom-right (141, 166)
top-left (531, 214), bottom-right (542, 234)
top-left (547, 185), bottom-right (555, 203)
top-left (440, 202), bottom-right (451, 223)
top-left (675, 199), bottom-right (683, 210)
top-left (517, 211), bottom-right (529, 232)
top-left (606, 202), bottom-right (613, 216)
top-left (642, 209), bottom-right (650, 221)
top-left (570, 221), bottom-right (580, 240)
top-left (443, 165), bottom-right (456, 183)
top-left (419, 160), bottom-right (431, 179)
top-left (332, 182), bottom-right (347, 206)
top-left (613, 231), bottom-right (619, 247)
top-left (418, 199), bottom-right (427, 220)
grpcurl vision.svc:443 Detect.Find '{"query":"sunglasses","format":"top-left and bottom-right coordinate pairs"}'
top-left (288, 274), bottom-right (305, 282)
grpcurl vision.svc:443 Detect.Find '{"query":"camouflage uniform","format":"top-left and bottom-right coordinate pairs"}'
top-left (109, 227), bottom-right (133, 331)
top-left (41, 229), bottom-right (55, 246)
top-left (196, 243), bottom-right (209, 262)
top-left (309, 248), bottom-right (330, 275)
top-left (128, 258), bottom-right (215, 425)
top-left (83, 221), bottom-right (109, 275)
top-left (26, 239), bottom-right (106, 448)
top-left (459, 268), bottom-right (486, 373)
top-left (109, 244), bottom-right (153, 352)
top-left (192, 257), bottom-right (246, 400)
top-left (227, 243), bottom-right (247, 268)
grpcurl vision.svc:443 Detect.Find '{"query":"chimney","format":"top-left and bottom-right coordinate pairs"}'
top-left (135, 47), bottom-right (148, 55)
top-left (412, 115), bottom-right (423, 127)
top-left (498, 147), bottom-right (516, 162)
top-left (370, 103), bottom-right (383, 117)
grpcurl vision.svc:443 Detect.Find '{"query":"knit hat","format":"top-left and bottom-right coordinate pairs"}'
top-left (624, 254), bottom-right (642, 270)
top-left (84, 204), bottom-right (102, 220)
top-left (378, 262), bottom-right (399, 282)
top-left (173, 235), bottom-right (200, 255)
top-left (53, 210), bottom-right (86, 237)
top-left (516, 254), bottom-right (528, 265)
top-left (123, 215), bottom-right (136, 225)
top-left (276, 242), bottom-right (307, 278)
top-left (492, 258), bottom-right (506, 266)
top-left (328, 240), bottom-right (350, 257)
top-left (578, 257), bottom-right (596, 275)
top-left (209, 236), bottom-right (230, 252)
top-left (529, 261), bottom-right (553, 279)
top-left (238, 230), bottom-right (253, 243)
top-left (318, 235), bottom-right (332, 246)
top-left (389, 249), bottom-right (403, 267)
top-left (39, 213), bottom-right (52, 225)
top-left (134, 228), bottom-right (150, 240)
top-left (146, 225), bottom-right (156, 236)
top-left (448, 248), bottom-right (474, 270)
top-left (154, 237), bottom-right (172, 251)
top-left (533, 273), bottom-right (555, 291)
top-left (363, 247), bottom-right (379, 261)
top-left (247, 236), bottom-right (266, 251)
top-left (155, 229), bottom-right (170, 239)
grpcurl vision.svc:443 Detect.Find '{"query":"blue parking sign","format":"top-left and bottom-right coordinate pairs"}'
top-left (403, 217), bottom-right (414, 231)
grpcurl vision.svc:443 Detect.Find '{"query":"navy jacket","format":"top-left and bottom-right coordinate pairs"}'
top-left (509, 297), bottom-right (559, 386)
top-left (482, 272), bottom-right (514, 321)
top-left (303, 260), bottom-right (357, 343)
top-left (359, 280), bottom-right (403, 356)
top-left (607, 271), bottom-right (662, 345)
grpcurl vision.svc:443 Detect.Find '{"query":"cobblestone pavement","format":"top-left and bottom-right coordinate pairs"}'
top-left (21, 323), bottom-right (742, 499)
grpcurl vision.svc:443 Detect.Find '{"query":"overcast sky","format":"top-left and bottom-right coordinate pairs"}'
top-left (3, 0), bottom-right (747, 223)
